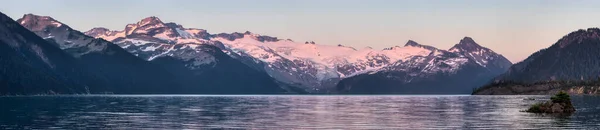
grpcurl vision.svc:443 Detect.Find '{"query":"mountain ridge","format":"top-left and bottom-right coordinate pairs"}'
top-left (17, 13), bottom-right (290, 94)
top-left (80, 15), bottom-right (511, 93)
top-left (4, 13), bottom-right (513, 94)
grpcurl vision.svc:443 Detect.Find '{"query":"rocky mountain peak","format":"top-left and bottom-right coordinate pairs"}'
top-left (404, 40), bottom-right (420, 47)
top-left (16, 14), bottom-right (65, 31)
top-left (137, 16), bottom-right (164, 26)
top-left (403, 40), bottom-right (439, 51)
top-left (120, 16), bottom-right (173, 37)
top-left (460, 37), bottom-right (476, 44)
top-left (450, 37), bottom-right (484, 52)
top-left (84, 27), bottom-right (111, 36)
top-left (19, 14), bottom-right (57, 23)
top-left (447, 37), bottom-right (512, 73)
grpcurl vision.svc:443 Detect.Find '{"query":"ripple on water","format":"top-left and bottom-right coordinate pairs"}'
top-left (0, 95), bottom-right (599, 129)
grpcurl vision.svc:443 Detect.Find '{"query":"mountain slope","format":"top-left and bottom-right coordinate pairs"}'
top-left (150, 45), bottom-right (288, 94)
top-left (473, 28), bottom-right (600, 95)
top-left (0, 12), bottom-right (88, 95)
top-left (494, 28), bottom-right (600, 82)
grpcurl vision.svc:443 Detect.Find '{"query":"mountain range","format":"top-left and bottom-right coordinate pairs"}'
top-left (0, 11), bottom-right (513, 95)
top-left (337, 37), bottom-right (512, 94)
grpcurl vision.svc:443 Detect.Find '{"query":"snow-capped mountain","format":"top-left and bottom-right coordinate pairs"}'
top-left (17, 14), bottom-right (186, 93)
top-left (17, 14), bottom-right (286, 94)
top-left (449, 37), bottom-right (512, 74)
top-left (337, 39), bottom-right (511, 94)
top-left (84, 17), bottom-right (219, 68)
top-left (382, 41), bottom-right (470, 75)
top-left (83, 16), bottom-right (511, 93)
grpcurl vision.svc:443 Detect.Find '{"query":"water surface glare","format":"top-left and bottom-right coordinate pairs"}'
top-left (1, 95), bottom-right (599, 129)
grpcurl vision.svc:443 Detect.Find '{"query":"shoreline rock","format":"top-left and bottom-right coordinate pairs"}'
top-left (526, 91), bottom-right (576, 114)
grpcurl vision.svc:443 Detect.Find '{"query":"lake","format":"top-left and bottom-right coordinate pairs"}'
top-left (1, 95), bottom-right (599, 129)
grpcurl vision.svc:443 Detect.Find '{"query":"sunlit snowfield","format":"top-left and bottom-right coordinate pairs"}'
top-left (1, 95), bottom-right (600, 129)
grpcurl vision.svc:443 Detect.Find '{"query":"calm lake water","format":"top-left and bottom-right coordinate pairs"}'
top-left (1, 95), bottom-right (599, 129)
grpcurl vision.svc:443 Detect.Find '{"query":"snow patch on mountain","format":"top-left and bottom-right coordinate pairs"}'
top-left (50, 22), bottom-right (62, 27)
top-left (381, 46), bottom-right (432, 62)
top-left (176, 28), bottom-right (193, 38)
top-left (142, 45), bottom-right (159, 51)
top-left (122, 39), bottom-right (154, 45)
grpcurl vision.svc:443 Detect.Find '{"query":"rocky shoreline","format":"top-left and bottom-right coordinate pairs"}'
top-left (472, 81), bottom-right (600, 95)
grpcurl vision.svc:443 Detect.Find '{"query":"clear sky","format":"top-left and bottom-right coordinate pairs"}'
top-left (2, 0), bottom-right (599, 62)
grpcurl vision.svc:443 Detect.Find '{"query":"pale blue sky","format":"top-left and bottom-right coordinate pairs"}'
top-left (2, 0), bottom-right (599, 62)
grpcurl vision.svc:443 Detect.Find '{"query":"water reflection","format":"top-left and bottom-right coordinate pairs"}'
top-left (1, 95), bottom-right (599, 129)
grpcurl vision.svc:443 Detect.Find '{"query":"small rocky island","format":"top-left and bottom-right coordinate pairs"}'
top-left (526, 91), bottom-right (576, 114)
